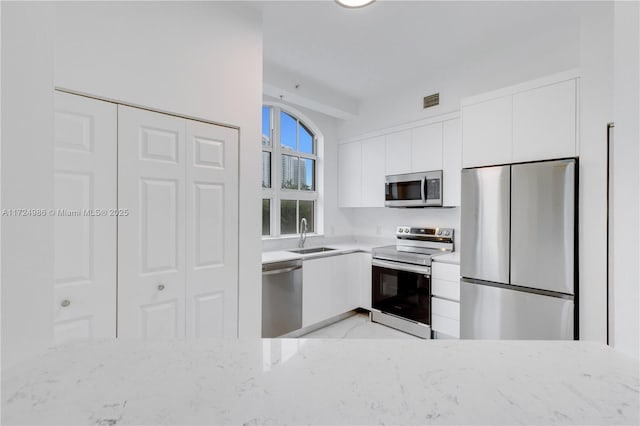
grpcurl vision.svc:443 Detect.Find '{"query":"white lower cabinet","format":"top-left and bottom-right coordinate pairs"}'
top-left (431, 261), bottom-right (460, 338)
top-left (302, 252), bottom-right (366, 327)
top-left (357, 252), bottom-right (372, 310)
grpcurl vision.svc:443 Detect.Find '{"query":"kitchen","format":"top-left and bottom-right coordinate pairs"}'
top-left (2, 1), bottom-right (639, 425)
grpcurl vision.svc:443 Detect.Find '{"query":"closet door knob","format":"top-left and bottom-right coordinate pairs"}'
top-left (61, 299), bottom-right (71, 307)
top-left (157, 283), bottom-right (166, 291)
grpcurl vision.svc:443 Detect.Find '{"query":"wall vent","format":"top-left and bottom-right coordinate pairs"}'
top-left (423, 93), bottom-right (439, 109)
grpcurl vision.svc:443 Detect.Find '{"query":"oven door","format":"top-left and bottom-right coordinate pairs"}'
top-left (371, 259), bottom-right (431, 325)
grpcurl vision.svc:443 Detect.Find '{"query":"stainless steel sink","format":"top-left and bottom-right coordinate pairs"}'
top-left (287, 247), bottom-right (337, 255)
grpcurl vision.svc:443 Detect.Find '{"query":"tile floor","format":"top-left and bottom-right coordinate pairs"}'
top-left (300, 312), bottom-right (419, 339)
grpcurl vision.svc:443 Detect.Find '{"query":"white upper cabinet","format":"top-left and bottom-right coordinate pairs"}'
top-left (385, 129), bottom-right (412, 175)
top-left (338, 114), bottom-right (462, 208)
top-left (443, 119), bottom-right (462, 206)
top-left (338, 141), bottom-right (362, 207)
top-left (411, 122), bottom-right (443, 172)
top-left (512, 80), bottom-right (577, 163)
top-left (361, 136), bottom-right (386, 207)
top-left (461, 73), bottom-right (578, 168)
top-left (462, 96), bottom-right (513, 168)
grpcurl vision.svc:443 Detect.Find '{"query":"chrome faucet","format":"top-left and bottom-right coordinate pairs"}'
top-left (298, 218), bottom-right (308, 248)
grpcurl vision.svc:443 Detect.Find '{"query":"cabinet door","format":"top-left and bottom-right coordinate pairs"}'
top-left (432, 262), bottom-right (460, 301)
top-left (338, 142), bottom-right (362, 207)
top-left (117, 106), bottom-right (186, 338)
top-left (512, 79), bottom-right (577, 162)
top-left (361, 136), bottom-right (385, 207)
top-left (302, 257), bottom-right (332, 327)
top-left (411, 122), bottom-right (443, 172)
top-left (442, 119), bottom-right (462, 206)
top-left (336, 253), bottom-right (361, 316)
top-left (385, 129), bottom-right (412, 175)
top-left (462, 96), bottom-right (512, 167)
top-left (185, 120), bottom-right (239, 338)
top-left (53, 92), bottom-right (117, 343)
top-left (302, 254), bottom-right (361, 327)
top-left (357, 252), bottom-right (372, 309)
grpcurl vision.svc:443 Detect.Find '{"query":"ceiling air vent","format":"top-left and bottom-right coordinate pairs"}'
top-left (423, 93), bottom-right (439, 109)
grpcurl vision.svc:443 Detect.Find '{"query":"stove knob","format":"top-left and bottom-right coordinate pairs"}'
top-left (444, 230), bottom-right (450, 236)
top-left (437, 230), bottom-right (442, 236)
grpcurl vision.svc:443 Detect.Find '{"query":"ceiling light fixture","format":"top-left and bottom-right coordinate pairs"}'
top-left (335, 0), bottom-right (375, 9)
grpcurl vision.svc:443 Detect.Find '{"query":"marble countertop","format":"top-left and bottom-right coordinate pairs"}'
top-left (432, 251), bottom-right (460, 265)
top-left (2, 339), bottom-right (638, 425)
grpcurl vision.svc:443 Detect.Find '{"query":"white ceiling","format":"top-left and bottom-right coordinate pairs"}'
top-left (262, 1), bottom-right (584, 104)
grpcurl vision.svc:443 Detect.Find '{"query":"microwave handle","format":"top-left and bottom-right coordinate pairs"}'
top-left (421, 176), bottom-right (426, 203)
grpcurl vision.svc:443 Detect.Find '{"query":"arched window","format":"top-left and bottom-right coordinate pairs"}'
top-left (262, 105), bottom-right (319, 237)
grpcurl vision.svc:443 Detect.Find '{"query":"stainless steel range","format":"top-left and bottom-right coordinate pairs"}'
top-left (371, 226), bottom-right (454, 338)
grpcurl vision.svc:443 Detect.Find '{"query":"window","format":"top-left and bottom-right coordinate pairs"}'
top-left (262, 105), bottom-right (319, 237)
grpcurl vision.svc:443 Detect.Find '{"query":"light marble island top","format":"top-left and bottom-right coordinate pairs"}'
top-left (2, 339), bottom-right (638, 425)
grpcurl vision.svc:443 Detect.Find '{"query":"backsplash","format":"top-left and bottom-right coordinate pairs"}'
top-left (345, 207), bottom-right (461, 250)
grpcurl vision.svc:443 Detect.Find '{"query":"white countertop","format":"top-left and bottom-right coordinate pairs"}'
top-left (2, 339), bottom-right (638, 425)
top-left (262, 242), bottom-right (376, 264)
top-left (432, 251), bottom-right (460, 265)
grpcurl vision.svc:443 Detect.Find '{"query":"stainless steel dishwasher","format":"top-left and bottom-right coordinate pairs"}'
top-left (262, 259), bottom-right (303, 338)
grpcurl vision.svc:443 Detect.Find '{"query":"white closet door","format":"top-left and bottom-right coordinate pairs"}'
top-left (117, 106), bottom-right (186, 338)
top-left (53, 91), bottom-right (117, 342)
top-left (185, 120), bottom-right (239, 337)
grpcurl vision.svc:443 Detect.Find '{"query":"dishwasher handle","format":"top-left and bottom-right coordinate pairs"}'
top-left (262, 265), bottom-right (302, 276)
top-left (262, 259), bottom-right (303, 275)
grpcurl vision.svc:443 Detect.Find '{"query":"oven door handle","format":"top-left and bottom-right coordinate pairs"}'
top-left (372, 259), bottom-right (430, 275)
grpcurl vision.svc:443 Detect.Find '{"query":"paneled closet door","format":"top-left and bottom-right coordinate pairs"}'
top-left (53, 91), bottom-right (117, 342)
top-left (185, 120), bottom-right (239, 337)
top-left (117, 106), bottom-right (186, 338)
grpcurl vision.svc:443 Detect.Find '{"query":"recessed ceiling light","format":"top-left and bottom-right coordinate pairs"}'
top-left (335, 0), bottom-right (375, 9)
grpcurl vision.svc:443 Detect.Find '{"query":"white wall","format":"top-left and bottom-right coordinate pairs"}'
top-left (1, 2), bottom-right (263, 368)
top-left (338, 25), bottom-right (580, 141)
top-left (261, 95), bottom-right (351, 252)
top-left (612, 1), bottom-right (640, 359)
top-left (577, 3), bottom-right (613, 344)
top-left (1, 3), bottom-right (56, 369)
top-left (54, 2), bottom-right (263, 339)
top-left (348, 207), bottom-right (460, 247)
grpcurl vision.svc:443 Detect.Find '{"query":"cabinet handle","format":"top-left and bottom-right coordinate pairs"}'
top-left (60, 299), bottom-right (71, 308)
top-left (157, 283), bottom-right (166, 291)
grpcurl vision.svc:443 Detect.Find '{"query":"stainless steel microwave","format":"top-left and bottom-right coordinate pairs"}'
top-left (385, 170), bottom-right (443, 207)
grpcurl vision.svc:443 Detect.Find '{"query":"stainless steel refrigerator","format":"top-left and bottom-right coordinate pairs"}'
top-left (460, 159), bottom-right (577, 340)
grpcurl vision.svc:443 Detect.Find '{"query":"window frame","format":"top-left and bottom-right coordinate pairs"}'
top-left (262, 104), bottom-right (321, 238)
